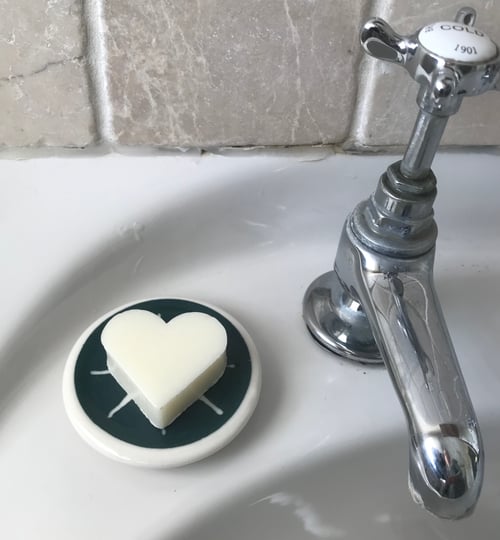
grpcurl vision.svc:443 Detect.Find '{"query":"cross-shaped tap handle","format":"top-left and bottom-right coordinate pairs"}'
top-left (360, 6), bottom-right (500, 117)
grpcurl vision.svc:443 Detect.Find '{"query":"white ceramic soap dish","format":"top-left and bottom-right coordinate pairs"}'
top-left (62, 298), bottom-right (262, 468)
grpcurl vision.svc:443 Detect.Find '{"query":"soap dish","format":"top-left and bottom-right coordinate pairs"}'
top-left (62, 298), bottom-right (261, 468)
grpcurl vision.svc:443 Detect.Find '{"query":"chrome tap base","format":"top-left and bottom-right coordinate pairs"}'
top-left (303, 159), bottom-right (437, 366)
top-left (303, 270), bottom-right (382, 364)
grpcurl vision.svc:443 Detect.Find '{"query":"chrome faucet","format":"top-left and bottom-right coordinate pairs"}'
top-left (303, 7), bottom-right (500, 520)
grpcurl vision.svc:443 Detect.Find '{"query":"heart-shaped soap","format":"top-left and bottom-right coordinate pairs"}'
top-left (101, 309), bottom-right (227, 429)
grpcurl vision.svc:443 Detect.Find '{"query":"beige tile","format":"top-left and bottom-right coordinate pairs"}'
top-left (104, 0), bottom-right (369, 147)
top-left (352, 1), bottom-right (500, 148)
top-left (0, 0), bottom-right (95, 148)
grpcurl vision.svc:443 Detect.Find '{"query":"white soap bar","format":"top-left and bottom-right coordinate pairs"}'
top-left (101, 310), bottom-right (227, 429)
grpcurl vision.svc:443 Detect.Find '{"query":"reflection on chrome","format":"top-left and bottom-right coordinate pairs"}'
top-left (303, 5), bottom-right (499, 520)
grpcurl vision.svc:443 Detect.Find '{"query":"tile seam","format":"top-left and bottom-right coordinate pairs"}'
top-left (82, 0), bottom-right (115, 144)
top-left (346, 0), bottom-right (393, 149)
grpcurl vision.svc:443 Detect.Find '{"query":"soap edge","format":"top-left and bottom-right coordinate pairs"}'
top-left (157, 351), bottom-right (227, 428)
top-left (106, 351), bottom-right (227, 429)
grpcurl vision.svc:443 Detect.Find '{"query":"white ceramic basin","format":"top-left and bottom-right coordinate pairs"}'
top-left (1, 151), bottom-right (499, 539)
top-left (175, 421), bottom-right (500, 540)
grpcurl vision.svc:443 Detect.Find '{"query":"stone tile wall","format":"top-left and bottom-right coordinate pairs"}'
top-left (1, 0), bottom-right (499, 152)
top-left (0, 0), bottom-right (95, 148)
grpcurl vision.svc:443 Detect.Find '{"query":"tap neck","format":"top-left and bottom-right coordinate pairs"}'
top-left (350, 161), bottom-right (437, 258)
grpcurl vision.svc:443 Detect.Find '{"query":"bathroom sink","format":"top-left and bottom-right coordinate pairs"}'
top-left (1, 151), bottom-right (499, 539)
top-left (173, 420), bottom-right (500, 540)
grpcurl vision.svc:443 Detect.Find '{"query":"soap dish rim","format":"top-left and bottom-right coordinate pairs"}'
top-left (62, 297), bottom-right (262, 468)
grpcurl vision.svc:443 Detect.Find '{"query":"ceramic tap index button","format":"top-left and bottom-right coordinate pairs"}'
top-left (101, 309), bottom-right (228, 429)
top-left (418, 21), bottom-right (497, 63)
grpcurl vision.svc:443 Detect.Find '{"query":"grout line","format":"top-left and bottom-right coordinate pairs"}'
top-left (0, 143), bottom-right (497, 161)
top-left (346, 0), bottom-right (393, 150)
top-left (83, 0), bottom-right (115, 145)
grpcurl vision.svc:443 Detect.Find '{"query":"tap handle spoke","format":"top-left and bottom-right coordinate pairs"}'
top-left (454, 6), bottom-right (476, 25)
top-left (360, 18), bottom-right (411, 65)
